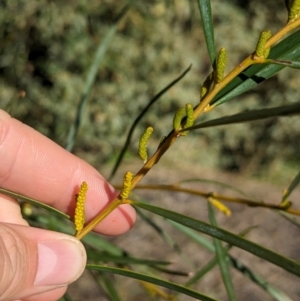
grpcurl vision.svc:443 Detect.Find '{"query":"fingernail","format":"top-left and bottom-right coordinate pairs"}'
top-left (35, 238), bottom-right (86, 286)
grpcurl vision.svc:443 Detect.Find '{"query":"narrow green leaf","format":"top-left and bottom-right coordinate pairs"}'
top-left (101, 272), bottom-right (122, 301)
top-left (136, 206), bottom-right (183, 254)
top-left (153, 266), bottom-right (191, 277)
top-left (197, 0), bottom-right (216, 64)
top-left (282, 171), bottom-right (300, 202)
top-left (89, 269), bottom-right (123, 301)
top-left (183, 102), bottom-right (300, 131)
top-left (229, 257), bottom-right (293, 301)
top-left (266, 58), bottom-right (300, 69)
top-left (172, 221), bottom-right (292, 301)
top-left (185, 257), bottom-right (218, 287)
top-left (108, 65), bottom-right (191, 180)
top-left (82, 232), bottom-right (124, 257)
top-left (208, 203), bottom-right (237, 301)
top-left (169, 220), bottom-right (215, 252)
top-left (66, 8), bottom-right (128, 151)
top-left (133, 202), bottom-right (300, 277)
top-left (279, 211), bottom-right (300, 228)
top-left (0, 187), bottom-right (70, 219)
top-left (137, 207), bottom-right (195, 270)
top-left (92, 253), bottom-right (171, 266)
top-left (211, 29), bottom-right (300, 106)
top-left (87, 265), bottom-right (219, 301)
top-left (170, 220), bottom-right (256, 252)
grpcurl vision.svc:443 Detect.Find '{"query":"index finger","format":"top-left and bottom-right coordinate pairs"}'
top-left (0, 110), bottom-right (136, 235)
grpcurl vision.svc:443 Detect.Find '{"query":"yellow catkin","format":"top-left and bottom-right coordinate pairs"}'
top-left (200, 86), bottom-right (207, 99)
top-left (255, 30), bottom-right (272, 58)
top-left (173, 107), bottom-right (186, 131)
top-left (216, 47), bottom-right (227, 83)
top-left (185, 104), bottom-right (194, 128)
top-left (138, 126), bottom-right (154, 163)
top-left (181, 104), bottom-right (194, 136)
top-left (120, 171), bottom-right (133, 199)
top-left (208, 197), bottom-right (231, 216)
top-left (289, 0), bottom-right (300, 21)
top-left (74, 181), bottom-right (88, 232)
top-left (173, 104), bottom-right (194, 136)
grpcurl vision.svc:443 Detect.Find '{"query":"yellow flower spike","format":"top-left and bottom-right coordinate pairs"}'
top-left (173, 104), bottom-right (194, 136)
top-left (185, 104), bottom-right (194, 127)
top-left (200, 86), bottom-right (207, 99)
top-left (74, 181), bottom-right (88, 232)
top-left (255, 30), bottom-right (272, 58)
top-left (120, 171), bottom-right (133, 200)
top-left (216, 47), bottom-right (228, 83)
top-left (208, 196), bottom-right (231, 216)
top-left (181, 103), bottom-right (194, 136)
top-left (173, 107), bottom-right (186, 131)
top-left (288, 0), bottom-right (300, 22)
top-left (138, 126), bottom-right (154, 163)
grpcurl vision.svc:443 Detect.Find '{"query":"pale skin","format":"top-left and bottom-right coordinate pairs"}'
top-left (0, 109), bottom-right (136, 301)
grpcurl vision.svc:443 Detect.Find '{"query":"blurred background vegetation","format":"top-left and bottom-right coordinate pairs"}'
top-left (0, 0), bottom-right (299, 179)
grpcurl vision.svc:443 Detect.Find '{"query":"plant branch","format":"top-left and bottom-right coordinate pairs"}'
top-left (115, 184), bottom-right (300, 216)
top-left (75, 198), bottom-right (124, 240)
top-left (77, 17), bottom-right (300, 239)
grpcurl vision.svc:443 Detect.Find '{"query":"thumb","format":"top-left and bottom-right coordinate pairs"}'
top-left (0, 223), bottom-right (86, 301)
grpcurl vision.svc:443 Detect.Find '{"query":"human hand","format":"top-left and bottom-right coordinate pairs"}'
top-left (0, 110), bottom-right (136, 301)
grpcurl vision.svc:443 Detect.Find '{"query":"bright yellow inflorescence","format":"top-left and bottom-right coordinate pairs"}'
top-left (180, 104), bottom-right (194, 136)
top-left (120, 171), bottom-right (133, 200)
top-left (216, 47), bottom-right (228, 83)
top-left (74, 181), bottom-right (88, 232)
top-left (289, 0), bottom-right (300, 22)
top-left (208, 197), bottom-right (231, 216)
top-left (173, 107), bottom-right (187, 131)
top-left (139, 127), bottom-right (154, 163)
top-left (173, 103), bottom-right (194, 135)
top-left (255, 30), bottom-right (272, 58)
